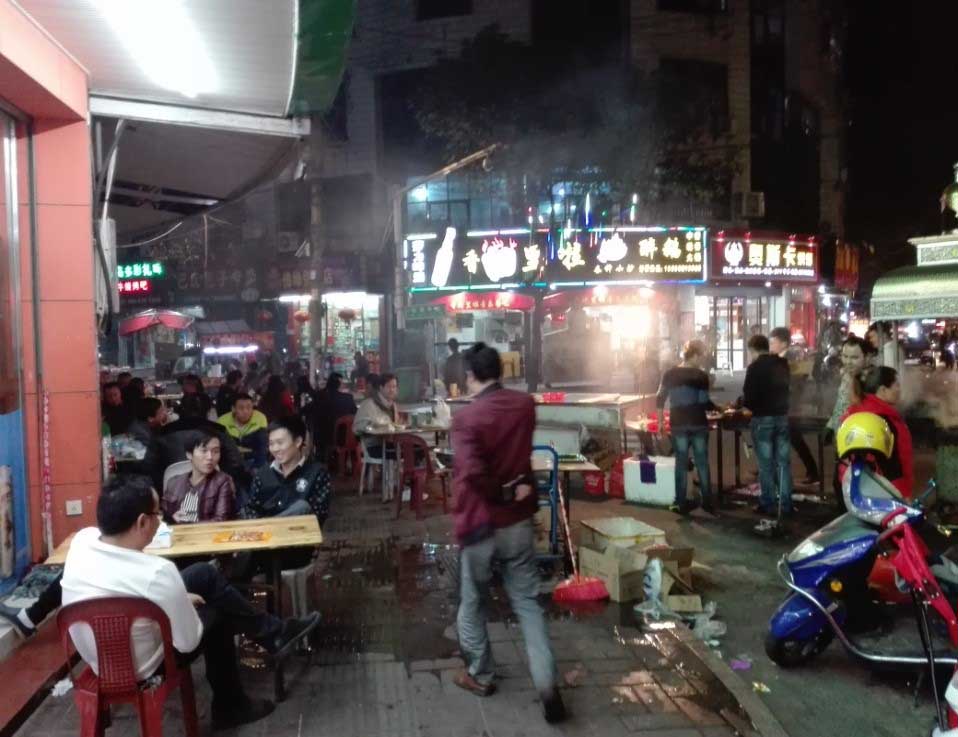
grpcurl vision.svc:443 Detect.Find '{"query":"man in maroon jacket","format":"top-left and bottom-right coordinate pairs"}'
top-left (451, 343), bottom-right (565, 724)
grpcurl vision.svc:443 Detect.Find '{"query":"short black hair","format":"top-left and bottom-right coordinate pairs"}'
top-left (366, 373), bottom-right (382, 391)
top-left (117, 371), bottom-right (132, 381)
top-left (135, 397), bottom-right (163, 422)
top-left (233, 392), bottom-right (253, 406)
top-left (843, 334), bottom-right (873, 354)
top-left (769, 327), bottom-right (791, 345)
top-left (102, 381), bottom-right (120, 391)
top-left (184, 430), bottom-right (220, 454)
top-left (380, 373), bottom-right (398, 386)
top-left (859, 365), bottom-right (898, 395)
top-left (226, 369), bottom-right (243, 385)
top-left (268, 414), bottom-right (307, 441)
top-left (97, 475), bottom-right (156, 535)
top-left (327, 374), bottom-right (342, 391)
top-left (178, 393), bottom-right (205, 418)
top-left (464, 342), bottom-right (502, 382)
top-left (448, 338), bottom-right (460, 351)
top-left (747, 335), bottom-right (770, 353)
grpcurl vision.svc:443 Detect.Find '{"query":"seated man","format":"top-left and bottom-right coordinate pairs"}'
top-left (58, 476), bottom-right (320, 730)
top-left (163, 431), bottom-right (237, 523)
top-left (126, 397), bottom-right (168, 447)
top-left (218, 392), bottom-right (268, 468)
top-left (307, 373), bottom-right (357, 463)
top-left (244, 416), bottom-right (330, 524)
top-left (143, 394), bottom-right (247, 494)
top-left (240, 416), bottom-right (331, 573)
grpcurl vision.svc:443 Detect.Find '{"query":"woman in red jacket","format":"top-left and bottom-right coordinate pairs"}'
top-left (841, 366), bottom-right (913, 498)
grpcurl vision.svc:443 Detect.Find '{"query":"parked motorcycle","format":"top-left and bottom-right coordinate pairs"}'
top-left (766, 459), bottom-right (937, 665)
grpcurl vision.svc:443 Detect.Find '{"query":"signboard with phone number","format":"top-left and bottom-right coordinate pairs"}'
top-left (404, 226), bottom-right (707, 290)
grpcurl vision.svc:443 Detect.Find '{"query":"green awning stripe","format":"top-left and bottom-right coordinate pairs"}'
top-left (289, 0), bottom-right (355, 115)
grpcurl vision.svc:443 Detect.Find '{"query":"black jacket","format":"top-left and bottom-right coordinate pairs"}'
top-left (142, 416), bottom-right (246, 492)
top-left (742, 354), bottom-right (791, 417)
top-left (308, 389), bottom-right (358, 450)
top-left (243, 461), bottom-right (331, 525)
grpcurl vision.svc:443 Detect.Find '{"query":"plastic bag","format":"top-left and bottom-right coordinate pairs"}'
top-left (432, 398), bottom-right (452, 428)
top-left (691, 601), bottom-right (727, 642)
top-left (634, 559), bottom-right (678, 621)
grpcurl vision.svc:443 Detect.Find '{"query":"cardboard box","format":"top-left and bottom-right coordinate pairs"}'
top-left (579, 517), bottom-right (666, 550)
top-left (578, 544), bottom-right (648, 602)
top-left (666, 594), bottom-right (704, 613)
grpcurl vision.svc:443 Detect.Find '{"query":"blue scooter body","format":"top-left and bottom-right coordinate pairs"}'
top-left (768, 513), bottom-right (879, 642)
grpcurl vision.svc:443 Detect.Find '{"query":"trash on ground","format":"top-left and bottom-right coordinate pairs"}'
top-left (730, 657), bottom-right (753, 671)
top-left (563, 663), bottom-right (588, 687)
top-left (51, 678), bottom-right (73, 697)
top-left (752, 681), bottom-right (771, 694)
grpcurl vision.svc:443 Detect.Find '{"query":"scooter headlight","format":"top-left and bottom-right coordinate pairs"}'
top-left (790, 538), bottom-right (825, 561)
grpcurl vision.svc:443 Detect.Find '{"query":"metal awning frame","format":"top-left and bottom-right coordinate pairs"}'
top-left (90, 96), bottom-right (310, 138)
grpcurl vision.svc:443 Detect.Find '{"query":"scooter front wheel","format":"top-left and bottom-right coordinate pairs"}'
top-left (764, 628), bottom-right (834, 667)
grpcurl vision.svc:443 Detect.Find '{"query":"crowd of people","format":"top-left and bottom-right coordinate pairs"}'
top-left (657, 326), bottom-right (914, 520)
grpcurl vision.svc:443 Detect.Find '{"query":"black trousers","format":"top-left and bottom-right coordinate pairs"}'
top-left (31, 564), bottom-right (283, 704)
top-left (789, 428), bottom-right (819, 479)
top-left (178, 562), bottom-right (283, 704)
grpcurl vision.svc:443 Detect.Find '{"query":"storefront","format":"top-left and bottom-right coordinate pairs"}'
top-left (697, 230), bottom-right (820, 370)
top-left (403, 225), bottom-right (707, 390)
top-left (319, 291), bottom-right (383, 380)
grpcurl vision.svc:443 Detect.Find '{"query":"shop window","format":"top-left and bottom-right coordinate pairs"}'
top-left (417, 0), bottom-right (471, 21)
top-left (658, 0), bottom-right (727, 13)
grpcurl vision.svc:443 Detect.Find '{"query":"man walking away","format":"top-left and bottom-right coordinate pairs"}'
top-left (451, 343), bottom-right (565, 724)
top-left (656, 340), bottom-right (717, 516)
top-left (742, 335), bottom-right (793, 517)
top-left (769, 327), bottom-right (819, 485)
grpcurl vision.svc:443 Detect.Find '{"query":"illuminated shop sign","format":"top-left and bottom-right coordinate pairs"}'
top-left (404, 226), bottom-right (707, 291)
top-left (118, 279), bottom-right (152, 294)
top-left (117, 261), bottom-right (165, 279)
top-left (712, 231), bottom-right (818, 282)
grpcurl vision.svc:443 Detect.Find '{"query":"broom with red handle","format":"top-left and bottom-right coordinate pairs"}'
top-left (552, 470), bottom-right (610, 602)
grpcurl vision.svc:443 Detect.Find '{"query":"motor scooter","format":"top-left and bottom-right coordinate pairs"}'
top-left (767, 461), bottom-right (953, 667)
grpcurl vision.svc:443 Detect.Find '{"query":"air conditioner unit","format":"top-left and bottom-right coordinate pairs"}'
top-left (735, 191), bottom-right (766, 219)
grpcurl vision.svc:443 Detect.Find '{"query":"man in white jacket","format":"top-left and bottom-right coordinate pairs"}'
top-left (61, 475), bottom-right (319, 730)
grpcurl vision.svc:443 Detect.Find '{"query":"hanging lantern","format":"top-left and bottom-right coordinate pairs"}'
top-left (338, 307), bottom-right (358, 324)
top-left (293, 309), bottom-right (310, 324)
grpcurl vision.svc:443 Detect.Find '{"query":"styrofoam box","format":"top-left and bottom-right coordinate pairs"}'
top-left (579, 517), bottom-right (666, 549)
top-left (623, 456), bottom-right (676, 506)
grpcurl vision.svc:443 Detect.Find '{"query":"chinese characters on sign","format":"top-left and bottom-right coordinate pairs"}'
top-left (117, 261), bottom-right (164, 279)
top-left (584, 229), bottom-right (704, 278)
top-left (715, 233), bottom-right (817, 281)
top-left (118, 279), bottom-right (152, 294)
top-left (405, 227), bottom-right (707, 289)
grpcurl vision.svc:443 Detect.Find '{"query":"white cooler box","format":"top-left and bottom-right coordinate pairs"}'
top-left (623, 456), bottom-right (676, 506)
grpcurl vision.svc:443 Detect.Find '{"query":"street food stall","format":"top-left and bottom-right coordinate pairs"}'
top-left (402, 224), bottom-right (708, 392)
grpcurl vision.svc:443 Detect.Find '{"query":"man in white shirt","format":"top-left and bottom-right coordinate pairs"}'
top-left (61, 475), bottom-right (320, 730)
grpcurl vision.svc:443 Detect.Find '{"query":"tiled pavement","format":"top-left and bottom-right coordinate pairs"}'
top-left (13, 483), bottom-right (788, 737)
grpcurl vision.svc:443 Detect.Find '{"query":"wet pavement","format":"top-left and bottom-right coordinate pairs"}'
top-left (12, 478), bottom-right (783, 737)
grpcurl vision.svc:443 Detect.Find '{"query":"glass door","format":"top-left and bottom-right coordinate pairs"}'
top-left (0, 110), bottom-right (29, 587)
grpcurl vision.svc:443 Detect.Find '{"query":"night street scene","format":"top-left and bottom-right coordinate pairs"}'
top-left (8, 1), bottom-right (958, 736)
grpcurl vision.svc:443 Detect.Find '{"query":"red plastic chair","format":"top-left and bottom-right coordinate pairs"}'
top-left (394, 434), bottom-right (448, 519)
top-left (333, 415), bottom-right (362, 477)
top-left (57, 597), bottom-right (199, 737)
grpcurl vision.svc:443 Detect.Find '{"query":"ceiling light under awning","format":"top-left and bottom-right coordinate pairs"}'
top-left (92, 0), bottom-right (218, 99)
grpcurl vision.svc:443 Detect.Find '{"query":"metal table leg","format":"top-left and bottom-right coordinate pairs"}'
top-left (269, 553), bottom-right (287, 702)
top-left (715, 426), bottom-right (725, 500)
top-left (817, 430), bottom-right (826, 498)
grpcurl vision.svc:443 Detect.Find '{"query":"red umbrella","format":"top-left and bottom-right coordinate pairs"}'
top-left (118, 309), bottom-right (194, 337)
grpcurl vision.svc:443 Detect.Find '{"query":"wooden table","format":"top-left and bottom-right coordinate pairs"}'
top-left (47, 516), bottom-right (322, 702)
top-left (46, 515), bottom-right (323, 565)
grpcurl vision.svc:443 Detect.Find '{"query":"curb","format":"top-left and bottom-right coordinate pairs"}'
top-left (669, 625), bottom-right (790, 737)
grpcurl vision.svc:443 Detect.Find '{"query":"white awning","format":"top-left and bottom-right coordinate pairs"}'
top-left (16, 0), bottom-right (300, 117)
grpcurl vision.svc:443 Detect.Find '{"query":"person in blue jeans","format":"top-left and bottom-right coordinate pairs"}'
top-left (741, 334), bottom-right (793, 516)
top-left (656, 340), bottom-right (718, 516)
